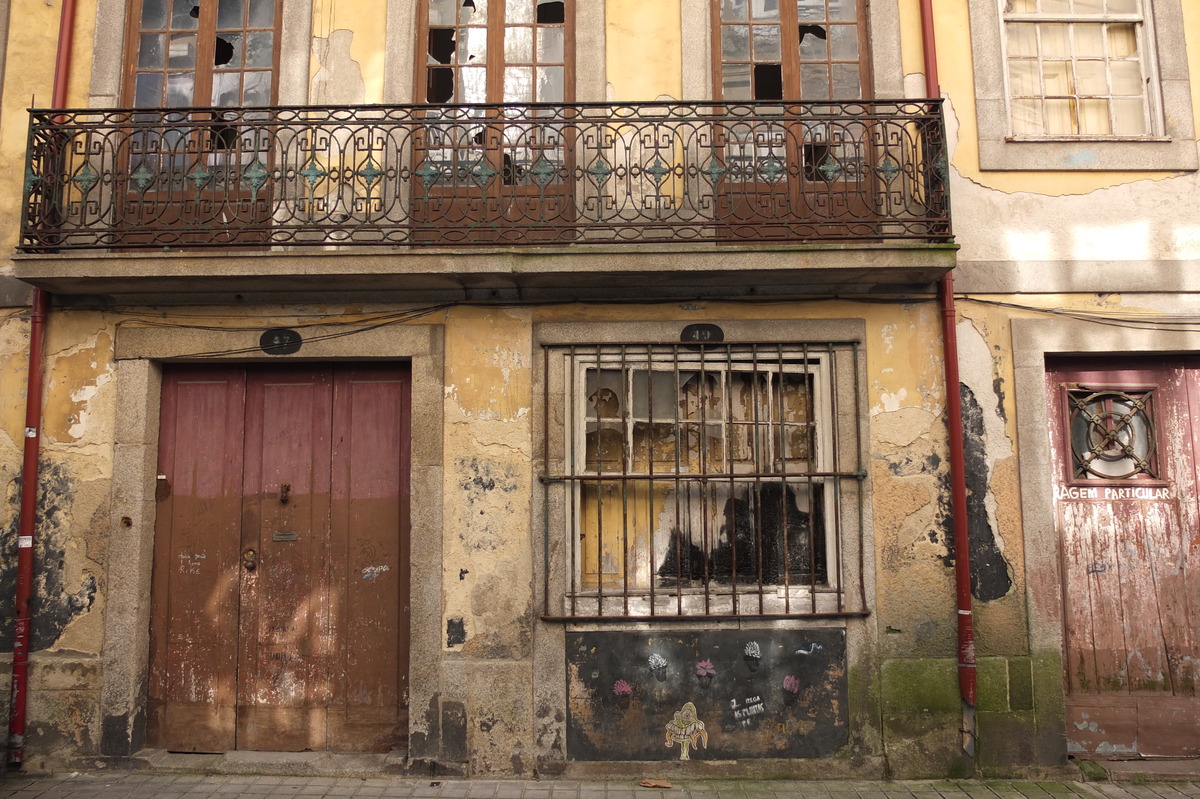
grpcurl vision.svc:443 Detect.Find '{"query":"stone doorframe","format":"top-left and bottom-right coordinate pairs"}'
top-left (1011, 315), bottom-right (1200, 758)
top-left (98, 321), bottom-right (445, 757)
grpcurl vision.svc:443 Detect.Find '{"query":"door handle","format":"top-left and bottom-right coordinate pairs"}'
top-left (280, 483), bottom-right (290, 504)
top-left (242, 548), bottom-right (257, 572)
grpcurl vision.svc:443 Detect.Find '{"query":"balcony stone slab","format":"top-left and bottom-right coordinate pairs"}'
top-left (13, 242), bottom-right (958, 304)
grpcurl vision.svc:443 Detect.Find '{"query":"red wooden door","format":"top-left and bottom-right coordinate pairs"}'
top-left (149, 363), bottom-right (411, 753)
top-left (1047, 357), bottom-right (1200, 758)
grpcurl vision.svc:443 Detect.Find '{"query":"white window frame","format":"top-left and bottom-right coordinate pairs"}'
top-left (968, 0), bottom-right (1196, 170)
top-left (999, 1), bottom-right (1160, 140)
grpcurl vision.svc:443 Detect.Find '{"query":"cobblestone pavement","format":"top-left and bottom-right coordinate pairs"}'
top-left (1, 775), bottom-right (1199, 799)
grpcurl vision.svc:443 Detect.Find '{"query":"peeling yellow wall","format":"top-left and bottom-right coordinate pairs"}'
top-left (441, 307), bottom-right (535, 661)
top-left (0, 0), bottom-right (95, 256)
top-left (606, 0), bottom-right (681, 100)
top-left (309, 0), bottom-right (386, 103)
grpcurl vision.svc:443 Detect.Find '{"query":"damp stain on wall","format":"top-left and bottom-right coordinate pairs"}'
top-left (0, 459), bottom-right (98, 651)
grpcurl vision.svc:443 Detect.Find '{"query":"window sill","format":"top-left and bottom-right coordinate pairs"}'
top-left (978, 136), bottom-right (1199, 172)
top-left (553, 587), bottom-right (853, 619)
top-left (1005, 135), bottom-right (1172, 144)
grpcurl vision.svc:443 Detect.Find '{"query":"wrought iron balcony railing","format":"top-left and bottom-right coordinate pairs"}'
top-left (21, 101), bottom-right (950, 251)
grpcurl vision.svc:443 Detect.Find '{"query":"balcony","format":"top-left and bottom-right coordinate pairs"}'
top-left (16, 101), bottom-right (955, 300)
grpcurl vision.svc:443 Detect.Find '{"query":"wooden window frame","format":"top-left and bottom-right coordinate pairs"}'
top-left (710, 0), bottom-right (873, 102)
top-left (413, 0), bottom-right (576, 106)
top-left (122, 0), bottom-right (284, 109)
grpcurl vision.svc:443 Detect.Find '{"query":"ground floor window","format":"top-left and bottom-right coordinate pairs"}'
top-left (541, 339), bottom-right (864, 619)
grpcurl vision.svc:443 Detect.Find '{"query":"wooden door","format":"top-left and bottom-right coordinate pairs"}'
top-left (1046, 357), bottom-right (1200, 758)
top-left (149, 363), bottom-right (411, 753)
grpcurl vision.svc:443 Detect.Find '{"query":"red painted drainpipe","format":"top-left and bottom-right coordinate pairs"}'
top-left (918, 0), bottom-right (977, 757)
top-left (6, 0), bottom-right (76, 772)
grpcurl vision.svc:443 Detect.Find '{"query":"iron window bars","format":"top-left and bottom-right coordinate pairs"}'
top-left (541, 341), bottom-right (866, 620)
top-left (1067, 386), bottom-right (1159, 480)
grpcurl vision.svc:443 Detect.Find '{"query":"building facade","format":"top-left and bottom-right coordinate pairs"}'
top-left (0, 0), bottom-right (1197, 778)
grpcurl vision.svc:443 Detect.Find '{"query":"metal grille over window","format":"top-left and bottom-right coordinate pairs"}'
top-left (1067, 387), bottom-right (1158, 480)
top-left (541, 342), bottom-right (866, 619)
top-left (1002, 0), bottom-right (1155, 137)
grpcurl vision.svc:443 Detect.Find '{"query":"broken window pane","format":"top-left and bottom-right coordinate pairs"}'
top-left (753, 63), bottom-right (784, 100)
top-left (536, 1), bottom-right (565, 24)
top-left (798, 25), bottom-right (828, 59)
top-left (429, 29), bottom-right (456, 64)
top-left (460, 26), bottom-right (487, 63)
top-left (427, 66), bottom-right (454, 102)
top-left (171, 0), bottom-right (199, 29)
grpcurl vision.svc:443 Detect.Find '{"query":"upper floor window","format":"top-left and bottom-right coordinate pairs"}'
top-left (1003, 0), bottom-right (1155, 137)
top-left (418, 0), bottom-right (572, 104)
top-left (713, 0), bottom-right (869, 101)
top-left (970, 0), bottom-right (1196, 170)
top-left (124, 0), bottom-right (281, 108)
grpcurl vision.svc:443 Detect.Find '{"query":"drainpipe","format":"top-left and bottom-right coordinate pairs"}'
top-left (6, 0), bottom-right (76, 772)
top-left (919, 0), bottom-right (977, 758)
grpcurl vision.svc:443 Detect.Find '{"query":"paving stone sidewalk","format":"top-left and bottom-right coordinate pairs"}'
top-left (1, 775), bottom-right (1199, 799)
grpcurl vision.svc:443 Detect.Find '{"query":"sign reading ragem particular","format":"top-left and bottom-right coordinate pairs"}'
top-left (1054, 485), bottom-right (1172, 501)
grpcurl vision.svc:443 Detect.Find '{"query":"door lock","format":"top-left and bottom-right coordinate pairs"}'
top-left (242, 548), bottom-right (257, 572)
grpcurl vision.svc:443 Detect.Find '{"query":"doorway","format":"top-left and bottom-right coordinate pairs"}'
top-left (1046, 356), bottom-right (1200, 758)
top-left (148, 363), bottom-right (411, 753)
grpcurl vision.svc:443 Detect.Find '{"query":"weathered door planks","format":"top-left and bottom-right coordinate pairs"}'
top-left (150, 363), bottom-right (410, 753)
top-left (149, 369), bottom-right (247, 753)
top-left (1048, 358), bottom-right (1200, 758)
